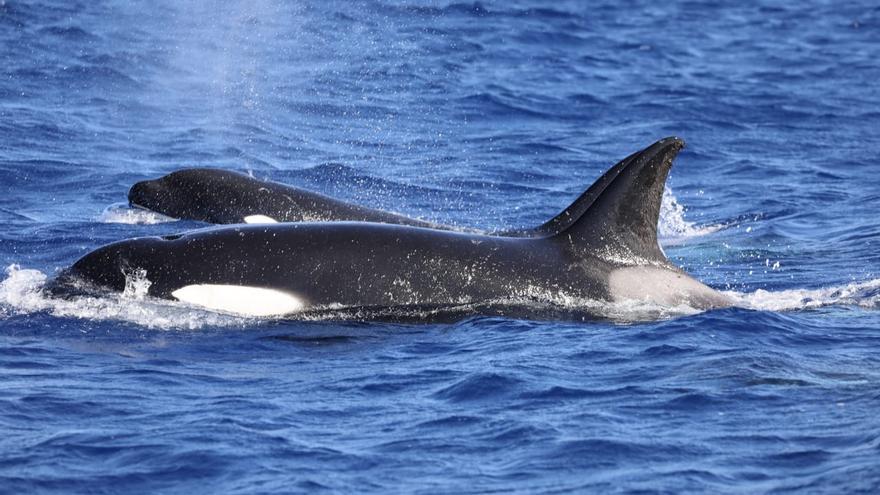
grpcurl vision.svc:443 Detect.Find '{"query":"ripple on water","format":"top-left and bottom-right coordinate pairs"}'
top-left (432, 372), bottom-right (525, 403)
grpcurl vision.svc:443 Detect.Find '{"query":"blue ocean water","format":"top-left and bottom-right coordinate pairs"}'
top-left (2, 0), bottom-right (880, 492)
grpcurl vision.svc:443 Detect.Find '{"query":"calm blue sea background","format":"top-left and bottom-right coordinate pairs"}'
top-left (2, 0), bottom-right (880, 493)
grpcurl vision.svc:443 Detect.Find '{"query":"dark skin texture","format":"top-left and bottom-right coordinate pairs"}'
top-left (56, 222), bottom-right (608, 307)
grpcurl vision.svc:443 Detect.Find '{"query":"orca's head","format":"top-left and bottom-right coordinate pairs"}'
top-left (46, 236), bottom-right (173, 298)
top-left (128, 169), bottom-right (246, 222)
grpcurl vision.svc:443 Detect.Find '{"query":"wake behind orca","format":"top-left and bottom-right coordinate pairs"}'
top-left (52, 138), bottom-right (732, 321)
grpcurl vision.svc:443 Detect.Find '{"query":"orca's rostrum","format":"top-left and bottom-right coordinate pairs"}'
top-left (51, 138), bottom-right (733, 319)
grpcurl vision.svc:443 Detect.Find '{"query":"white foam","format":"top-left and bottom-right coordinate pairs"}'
top-left (172, 284), bottom-right (305, 316)
top-left (728, 278), bottom-right (880, 312)
top-left (243, 214), bottom-right (278, 224)
top-left (658, 187), bottom-right (721, 242)
top-left (99, 203), bottom-right (177, 225)
top-left (0, 265), bottom-right (252, 330)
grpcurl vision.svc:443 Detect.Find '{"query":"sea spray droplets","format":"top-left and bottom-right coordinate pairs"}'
top-left (658, 187), bottom-right (721, 241)
top-left (122, 267), bottom-right (151, 300)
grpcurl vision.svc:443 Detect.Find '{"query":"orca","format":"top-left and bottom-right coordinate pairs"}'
top-left (127, 168), bottom-right (445, 229)
top-left (52, 137), bottom-right (733, 319)
top-left (126, 145), bottom-right (646, 238)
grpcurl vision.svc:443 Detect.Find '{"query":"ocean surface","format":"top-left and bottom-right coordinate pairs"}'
top-left (2, 0), bottom-right (879, 492)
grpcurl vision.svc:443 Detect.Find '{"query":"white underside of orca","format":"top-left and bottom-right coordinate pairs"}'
top-left (244, 215), bottom-right (278, 224)
top-left (171, 284), bottom-right (305, 316)
top-left (608, 266), bottom-right (732, 308)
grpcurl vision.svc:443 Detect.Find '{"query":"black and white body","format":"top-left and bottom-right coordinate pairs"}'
top-left (53, 138), bottom-right (732, 318)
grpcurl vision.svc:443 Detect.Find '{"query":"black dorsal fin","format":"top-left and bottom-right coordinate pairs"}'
top-left (518, 147), bottom-right (645, 237)
top-left (551, 137), bottom-right (684, 263)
